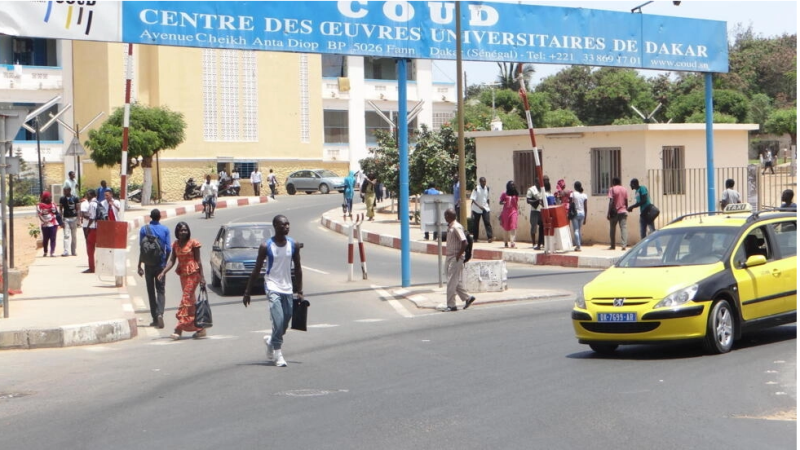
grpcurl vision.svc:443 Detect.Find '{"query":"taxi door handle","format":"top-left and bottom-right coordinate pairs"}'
top-left (771, 268), bottom-right (781, 277)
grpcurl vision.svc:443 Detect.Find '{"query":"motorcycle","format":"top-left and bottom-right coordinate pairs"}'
top-left (127, 189), bottom-right (142, 203)
top-left (218, 176), bottom-right (240, 197)
top-left (183, 178), bottom-right (202, 200)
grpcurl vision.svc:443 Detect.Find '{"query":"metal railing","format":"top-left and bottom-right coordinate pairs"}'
top-left (647, 165), bottom-right (797, 227)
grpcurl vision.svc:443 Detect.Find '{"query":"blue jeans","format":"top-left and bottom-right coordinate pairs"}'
top-left (268, 291), bottom-right (293, 350)
top-left (639, 215), bottom-right (656, 239)
top-left (343, 196), bottom-right (353, 215)
top-left (571, 213), bottom-right (585, 248)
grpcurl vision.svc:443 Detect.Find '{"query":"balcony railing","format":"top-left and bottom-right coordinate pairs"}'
top-left (0, 65), bottom-right (63, 91)
top-left (322, 78), bottom-right (456, 103)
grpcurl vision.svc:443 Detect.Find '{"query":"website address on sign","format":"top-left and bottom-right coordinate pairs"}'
top-left (649, 59), bottom-right (710, 70)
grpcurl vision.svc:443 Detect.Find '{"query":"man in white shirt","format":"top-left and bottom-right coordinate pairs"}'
top-left (201, 174), bottom-right (218, 217)
top-left (250, 167), bottom-right (263, 196)
top-left (63, 171), bottom-right (77, 195)
top-left (526, 182), bottom-right (544, 249)
top-left (83, 190), bottom-right (99, 273)
top-left (470, 177), bottom-right (493, 243)
top-left (101, 190), bottom-right (121, 221)
top-left (231, 167), bottom-right (241, 195)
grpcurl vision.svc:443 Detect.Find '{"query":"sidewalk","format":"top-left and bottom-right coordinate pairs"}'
top-left (320, 200), bottom-right (623, 270)
top-left (0, 196), bottom-right (270, 350)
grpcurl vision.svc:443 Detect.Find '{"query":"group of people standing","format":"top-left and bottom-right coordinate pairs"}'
top-left (36, 174), bottom-right (122, 274)
top-left (468, 175), bottom-right (666, 252)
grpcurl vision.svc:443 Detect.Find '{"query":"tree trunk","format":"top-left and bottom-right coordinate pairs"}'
top-left (142, 155), bottom-right (153, 206)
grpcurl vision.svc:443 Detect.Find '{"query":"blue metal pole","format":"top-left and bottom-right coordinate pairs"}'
top-left (398, 59), bottom-right (410, 287)
top-left (705, 73), bottom-right (716, 212)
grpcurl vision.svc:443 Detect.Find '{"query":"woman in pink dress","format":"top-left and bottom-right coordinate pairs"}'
top-left (499, 180), bottom-right (519, 248)
top-left (158, 221), bottom-right (207, 340)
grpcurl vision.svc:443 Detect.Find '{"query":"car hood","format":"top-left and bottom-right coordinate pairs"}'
top-left (221, 248), bottom-right (260, 262)
top-left (326, 177), bottom-right (345, 185)
top-left (585, 264), bottom-right (722, 300)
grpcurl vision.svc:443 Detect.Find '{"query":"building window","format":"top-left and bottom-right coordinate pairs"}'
top-left (513, 150), bottom-right (544, 193)
top-left (299, 54), bottom-right (310, 143)
top-left (662, 146), bottom-right (685, 195)
top-left (242, 51), bottom-right (258, 142)
top-left (365, 111), bottom-right (417, 146)
top-left (202, 49), bottom-right (218, 141)
top-left (432, 111), bottom-right (455, 130)
top-left (235, 162), bottom-right (257, 180)
top-left (220, 50), bottom-right (240, 142)
top-left (322, 54), bottom-right (347, 78)
top-left (324, 110), bottom-right (349, 144)
top-left (202, 49), bottom-right (259, 142)
top-left (591, 147), bottom-right (621, 196)
top-left (364, 57), bottom-right (415, 81)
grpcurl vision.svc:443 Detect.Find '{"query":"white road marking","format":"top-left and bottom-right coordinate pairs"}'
top-left (83, 346), bottom-right (117, 352)
top-left (252, 330), bottom-right (272, 334)
top-left (372, 285), bottom-right (413, 318)
top-left (308, 324), bottom-right (339, 328)
top-left (127, 276), bottom-right (137, 287)
top-left (129, 235), bottom-right (137, 242)
top-left (302, 265), bottom-right (329, 275)
top-left (354, 318), bottom-right (385, 323)
top-left (122, 303), bottom-right (133, 313)
top-left (132, 296), bottom-right (148, 313)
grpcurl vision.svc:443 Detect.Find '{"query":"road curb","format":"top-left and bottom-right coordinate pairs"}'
top-left (320, 212), bottom-right (616, 269)
top-left (0, 196), bottom-right (270, 350)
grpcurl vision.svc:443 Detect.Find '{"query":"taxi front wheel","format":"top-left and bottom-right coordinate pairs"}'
top-left (703, 299), bottom-right (735, 354)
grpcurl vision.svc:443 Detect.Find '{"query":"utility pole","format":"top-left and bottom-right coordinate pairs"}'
top-left (0, 106), bottom-right (30, 319)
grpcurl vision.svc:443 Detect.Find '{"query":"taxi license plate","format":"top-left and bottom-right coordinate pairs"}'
top-left (598, 313), bottom-right (636, 322)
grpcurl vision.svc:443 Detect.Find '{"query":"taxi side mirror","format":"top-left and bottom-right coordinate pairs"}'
top-left (744, 255), bottom-right (767, 268)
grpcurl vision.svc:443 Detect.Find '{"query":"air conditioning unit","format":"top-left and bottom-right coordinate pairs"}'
top-left (51, 184), bottom-right (63, 198)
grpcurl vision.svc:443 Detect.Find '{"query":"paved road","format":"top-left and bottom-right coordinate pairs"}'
top-left (1, 194), bottom-right (795, 450)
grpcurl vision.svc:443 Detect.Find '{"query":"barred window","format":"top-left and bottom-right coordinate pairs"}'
top-left (591, 147), bottom-right (621, 196)
top-left (235, 162), bottom-right (257, 180)
top-left (513, 150), bottom-right (544, 193)
top-left (299, 54), bottom-right (310, 143)
top-left (662, 146), bottom-right (685, 195)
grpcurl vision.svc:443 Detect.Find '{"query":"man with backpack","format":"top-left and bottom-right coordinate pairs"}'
top-left (138, 209), bottom-right (171, 328)
top-left (442, 208), bottom-right (476, 312)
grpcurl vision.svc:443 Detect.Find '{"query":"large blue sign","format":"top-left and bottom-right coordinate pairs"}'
top-left (121, 1), bottom-right (728, 73)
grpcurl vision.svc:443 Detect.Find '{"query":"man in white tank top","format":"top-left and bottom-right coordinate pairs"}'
top-left (243, 215), bottom-right (303, 367)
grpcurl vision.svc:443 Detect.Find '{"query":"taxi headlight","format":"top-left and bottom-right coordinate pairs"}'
top-left (224, 262), bottom-right (245, 271)
top-left (654, 284), bottom-right (699, 309)
top-left (574, 290), bottom-right (586, 309)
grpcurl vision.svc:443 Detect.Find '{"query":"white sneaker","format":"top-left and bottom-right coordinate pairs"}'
top-left (263, 335), bottom-right (274, 361)
top-left (275, 350), bottom-right (287, 367)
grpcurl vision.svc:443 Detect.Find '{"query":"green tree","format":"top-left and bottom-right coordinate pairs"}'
top-left (536, 66), bottom-right (593, 117)
top-left (496, 62), bottom-right (535, 91)
top-left (584, 68), bottom-right (655, 125)
top-left (748, 93), bottom-right (774, 132)
top-left (721, 26), bottom-right (797, 106)
top-left (85, 103), bottom-right (186, 205)
top-left (685, 112), bottom-right (738, 124)
top-left (764, 108), bottom-right (797, 146)
top-left (410, 124), bottom-right (476, 195)
top-left (666, 89), bottom-right (749, 123)
top-left (543, 109), bottom-right (583, 128)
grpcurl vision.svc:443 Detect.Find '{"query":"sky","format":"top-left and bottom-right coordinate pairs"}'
top-left (432, 0), bottom-right (798, 86)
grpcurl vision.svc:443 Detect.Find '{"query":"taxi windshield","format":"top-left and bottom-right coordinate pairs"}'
top-left (617, 227), bottom-right (739, 268)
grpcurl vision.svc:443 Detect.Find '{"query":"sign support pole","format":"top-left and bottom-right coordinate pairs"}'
top-left (398, 58), bottom-right (410, 288)
top-left (704, 73), bottom-right (716, 212)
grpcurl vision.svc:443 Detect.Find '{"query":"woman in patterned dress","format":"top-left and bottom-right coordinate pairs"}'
top-left (499, 180), bottom-right (519, 248)
top-left (158, 221), bottom-right (207, 340)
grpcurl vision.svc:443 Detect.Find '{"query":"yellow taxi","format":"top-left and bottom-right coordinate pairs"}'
top-left (572, 204), bottom-right (797, 354)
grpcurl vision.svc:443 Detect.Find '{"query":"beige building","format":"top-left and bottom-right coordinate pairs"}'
top-left (467, 124), bottom-right (758, 246)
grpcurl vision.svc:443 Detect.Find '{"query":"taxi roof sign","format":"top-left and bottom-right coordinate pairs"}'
top-left (723, 203), bottom-right (752, 213)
